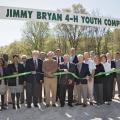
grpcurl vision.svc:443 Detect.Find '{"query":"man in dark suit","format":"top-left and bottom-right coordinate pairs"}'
top-left (54, 49), bottom-right (64, 65)
top-left (69, 48), bottom-right (78, 103)
top-left (54, 49), bottom-right (64, 102)
top-left (25, 50), bottom-right (43, 108)
top-left (76, 54), bottom-right (90, 107)
top-left (69, 48), bottom-right (78, 64)
top-left (59, 54), bottom-right (76, 107)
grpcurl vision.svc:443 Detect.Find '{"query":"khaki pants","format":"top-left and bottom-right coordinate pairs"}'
top-left (76, 84), bottom-right (88, 104)
top-left (87, 78), bottom-right (94, 102)
top-left (44, 77), bottom-right (57, 105)
top-left (73, 85), bottom-right (78, 101)
top-left (76, 84), bottom-right (82, 103)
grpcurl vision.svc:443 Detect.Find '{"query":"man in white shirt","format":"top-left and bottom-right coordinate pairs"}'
top-left (84, 52), bottom-right (96, 105)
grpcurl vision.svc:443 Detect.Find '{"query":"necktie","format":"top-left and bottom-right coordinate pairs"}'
top-left (15, 64), bottom-right (18, 72)
top-left (34, 60), bottom-right (38, 70)
top-left (58, 57), bottom-right (60, 65)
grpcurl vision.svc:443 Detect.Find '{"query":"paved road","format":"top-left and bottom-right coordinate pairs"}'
top-left (0, 95), bottom-right (120, 120)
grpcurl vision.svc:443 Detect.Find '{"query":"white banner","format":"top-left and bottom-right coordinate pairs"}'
top-left (0, 6), bottom-right (120, 28)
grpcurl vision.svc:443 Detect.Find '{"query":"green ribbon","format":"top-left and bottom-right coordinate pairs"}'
top-left (54, 71), bottom-right (80, 79)
top-left (54, 68), bottom-right (120, 80)
top-left (0, 72), bottom-right (32, 80)
top-left (0, 68), bottom-right (120, 81)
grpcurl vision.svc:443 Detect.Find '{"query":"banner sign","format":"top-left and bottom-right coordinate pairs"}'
top-left (0, 6), bottom-right (120, 28)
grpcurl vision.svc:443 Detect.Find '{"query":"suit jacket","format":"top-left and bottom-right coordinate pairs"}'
top-left (94, 63), bottom-right (105, 84)
top-left (111, 60), bottom-right (116, 78)
top-left (0, 67), bottom-right (7, 85)
top-left (76, 63), bottom-right (90, 84)
top-left (7, 63), bottom-right (25, 86)
top-left (25, 58), bottom-right (44, 83)
top-left (53, 56), bottom-right (64, 65)
top-left (71, 55), bottom-right (78, 64)
top-left (59, 63), bottom-right (76, 85)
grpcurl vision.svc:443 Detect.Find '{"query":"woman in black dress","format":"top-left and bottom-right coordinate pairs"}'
top-left (7, 55), bottom-right (25, 109)
top-left (101, 54), bottom-right (112, 105)
top-left (94, 55), bottom-right (105, 105)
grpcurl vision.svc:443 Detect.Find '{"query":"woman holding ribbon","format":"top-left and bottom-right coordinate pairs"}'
top-left (7, 55), bottom-right (24, 109)
top-left (101, 54), bottom-right (113, 105)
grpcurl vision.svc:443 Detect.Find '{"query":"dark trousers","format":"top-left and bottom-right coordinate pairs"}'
top-left (59, 84), bottom-right (74, 105)
top-left (56, 84), bottom-right (60, 101)
top-left (0, 95), bottom-right (5, 107)
top-left (94, 83), bottom-right (103, 104)
top-left (20, 87), bottom-right (26, 104)
top-left (26, 82), bottom-right (42, 106)
top-left (103, 76), bottom-right (112, 102)
top-left (109, 74), bottom-right (115, 99)
top-left (56, 77), bottom-right (60, 101)
top-left (11, 93), bottom-right (20, 106)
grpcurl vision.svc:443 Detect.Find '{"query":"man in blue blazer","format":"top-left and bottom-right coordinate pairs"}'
top-left (25, 50), bottom-right (43, 108)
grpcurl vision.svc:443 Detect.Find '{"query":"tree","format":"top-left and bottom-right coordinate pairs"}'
top-left (55, 4), bottom-right (88, 51)
top-left (22, 21), bottom-right (49, 51)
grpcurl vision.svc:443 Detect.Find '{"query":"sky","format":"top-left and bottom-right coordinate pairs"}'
top-left (0, 0), bottom-right (120, 46)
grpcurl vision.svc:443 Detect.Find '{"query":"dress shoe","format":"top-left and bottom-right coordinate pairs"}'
top-left (90, 102), bottom-right (93, 105)
top-left (106, 102), bottom-right (111, 105)
top-left (75, 103), bottom-right (82, 106)
top-left (27, 105), bottom-right (31, 108)
top-left (83, 104), bottom-right (87, 107)
top-left (2, 106), bottom-right (7, 110)
top-left (34, 104), bottom-right (39, 108)
top-left (68, 104), bottom-right (73, 107)
top-left (52, 104), bottom-right (56, 107)
top-left (46, 104), bottom-right (50, 107)
top-left (60, 104), bottom-right (65, 107)
top-left (13, 105), bottom-right (16, 109)
top-left (17, 104), bottom-right (20, 109)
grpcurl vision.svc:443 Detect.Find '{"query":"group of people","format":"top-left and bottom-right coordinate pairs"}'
top-left (0, 48), bottom-right (120, 111)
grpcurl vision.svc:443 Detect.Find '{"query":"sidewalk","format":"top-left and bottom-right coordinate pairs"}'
top-left (0, 96), bottom-right (120, 120)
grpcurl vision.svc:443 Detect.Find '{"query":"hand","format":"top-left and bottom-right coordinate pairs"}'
top-left (68, 80), bottom-right (72, 85)
top-left (32, 71), bottom-right (36, 75)
top-left (40, 80), bottom-right (43, 83)
top-left (64, 69), bottom-right (68, 72)
top-left (89, 77), bottom-right (93, 81)
top-left (47, 72), bottom-right (53, 77)
top-left (112, 68), bottom-right (115, 71)
top-left (86, 76), bottom-right (89, 80)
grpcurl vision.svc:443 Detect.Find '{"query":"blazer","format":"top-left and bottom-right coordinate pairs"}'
top-left (76, 63), bottom-right (90, 84)
top-left (111, 60), bottom-right (116, 78)
top-left (25, 58), bottom-right (44, 83)
top-left (7, 63), bottom-right (25, 86)
top-left (53, 56), bottom-right (64, 64)
top-left (94, 63), bottom-right (105, 84)
top-left (59, 63), bottom-right (77, 85)
top-left (0, 67), bottom-right (7, 85)
top-left (71, 55), bottom-right (78, 64)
